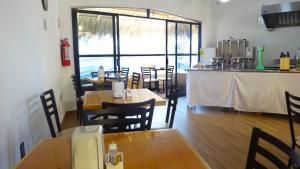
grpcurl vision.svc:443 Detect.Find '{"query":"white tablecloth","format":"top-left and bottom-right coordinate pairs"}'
top-left (186, 70), bottom-right (300, 114)
top-left (187, 71), bottom-right (235, 107)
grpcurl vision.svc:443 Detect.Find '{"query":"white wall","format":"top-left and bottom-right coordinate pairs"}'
top-left (214, 0), bottom-right (300, 64)
top-left (0, 0), bottom-right (63, 168)
top-left (59, 0), bottom-right (217, 111)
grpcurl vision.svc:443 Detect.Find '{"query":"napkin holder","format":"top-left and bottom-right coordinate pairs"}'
top-left (112, 81), bottom-right (124, 98)
top-left (71, 126), bottom-right (104, 169)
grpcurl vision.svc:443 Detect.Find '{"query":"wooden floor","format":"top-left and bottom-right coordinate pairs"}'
top-left (62, 97), bottom-right (299, 169)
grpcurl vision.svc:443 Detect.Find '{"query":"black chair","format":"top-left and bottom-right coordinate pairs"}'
top-left (40, 89), bottom-right (61, 138)
top-left (165, 86), bottom-right (179, 128)
top-left (131, 72), bottom-right (140, 89)
top-left (285, 91), bottom-right (300, 149)
top-left (103, 76), bottom-right (114, 90)
top-left (105, 70), bottom-right (116, 77)
top-left (91, 71), bottom-right (98, 78)
top-left (82, 99), bottom-right (155, 133)
top-left (121, 67), bottom-right (129, 76)
top-left (246, 127), bottom-right (300, 169)
top-left (159, 65), bottom-right (174, 93)
top-left (141, 67), bottom-right (159, 91)
top-left (121, 67), bottom-right (129, 88)
top-left (71, 75), bottom-right (83, 123)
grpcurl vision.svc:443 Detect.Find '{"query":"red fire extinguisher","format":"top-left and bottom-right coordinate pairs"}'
top-left (61, 38), bottom-right (71, 66)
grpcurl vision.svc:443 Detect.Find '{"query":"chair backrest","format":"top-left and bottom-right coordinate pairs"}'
top-left (91, 71), bottom-right (98, 78)
top-left (103, 76), bottom-right (114, 90)
top-left (121, 67), bottom-right (129, 77)
top-left (167, 65), bottom-right (174, 77)
top-left (83, 99), bottom-right (155, 133)
top-left (131, 72), bottom-right (140, 89)
top-left (141, 67), bottom-right (152, 80)
top-left (285, 91), bottom-right (300, 149)
top-left (71, 74), bottom-right (83, 97)
top-left (246, 127), bottom-right (300, 169)
top-left (40, 89), bottom-right (61, 138)
top-left (166, 86), bottom-right (179, 128)
top-left (121, 67), bottom-right (129, 89)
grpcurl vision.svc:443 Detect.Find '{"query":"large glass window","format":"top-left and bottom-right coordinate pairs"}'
top-left (74, 8), bottom-right (201, 87)
top-left (119, 16), bottom-right (166, 54)
top-left (77, 13), bottom-right (113, 55)
top-left (79, 57), bottom-right (114, 79)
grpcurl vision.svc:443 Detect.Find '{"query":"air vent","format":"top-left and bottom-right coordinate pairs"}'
top-left (262, 1), bottom-right (300, 29)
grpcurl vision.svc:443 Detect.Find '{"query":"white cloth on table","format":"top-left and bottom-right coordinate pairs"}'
top-left (186, 71), bottom-right (235, 108)
top-left (186, 70), bottom-right (300, 114)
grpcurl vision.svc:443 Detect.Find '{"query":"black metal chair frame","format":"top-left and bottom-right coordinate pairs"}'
top-left (83, 99), bottom-right (155, 133)
top-left (121, 67), bottom-right (129, 89)
top-left (71, 75), bottom-right (83, 123)
top-left (165, 86), bottom-right (179, 128)
top-left (285, 91), bottom-right (300, 149)
top-left (131, 72), bottom-right (140, 89)
top-left (91, 71), bottom-right (98, 78)
top-left (159, 65), bottom-right (174, 93)
top-left (141, 67), bottom-right (158, 91)
top-left (246, 127), bottom-right (300, 169)
top-left (40, 89), bottom-right (61, 138)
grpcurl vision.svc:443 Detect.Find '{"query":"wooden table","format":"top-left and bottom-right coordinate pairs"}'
top-left (86, 75), bottom-right (127, 84)
top-left (85, 77), bottom-right (104, 84)
top-left (14, 129), bottom-right (211, 169)
top-left (83, 88), bottom-right (166, 110)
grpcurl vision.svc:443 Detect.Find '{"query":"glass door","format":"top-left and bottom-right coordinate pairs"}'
top-left (118, 16), bottom-right (166, 76)
top-left (166, 21), bottom-right (200, 92)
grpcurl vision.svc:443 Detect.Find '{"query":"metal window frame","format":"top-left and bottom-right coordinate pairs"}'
top-left (72, 8), bottom-right (202, 94)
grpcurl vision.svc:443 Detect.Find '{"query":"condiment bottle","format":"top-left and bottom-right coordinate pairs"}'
top-left (279, 52), bottom-right (285, 71)
top-left (108, 143), bottom-right (118, 165)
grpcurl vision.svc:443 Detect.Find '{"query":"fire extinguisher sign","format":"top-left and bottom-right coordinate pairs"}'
top-left (61, 38), bottom-right (71, 66)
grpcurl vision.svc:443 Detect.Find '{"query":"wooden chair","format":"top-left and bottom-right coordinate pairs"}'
top-left (285, 91), bottom-right (300, 149)
top-left (165, 86), bottom-right (179, 128)
top-left (40, 89), bottom-right (61, 138)
top-left (91, 71), bottom-right (98, 78)
top-left (131, 72), bottom-right (140, 89)
top-left (121, 67), bottom-right (129, 76)
top-left (82, 99), bottom-right (155, 133)
top-left (103, 76), bottom-right (114, 90)
top-left (246, 127), bottom-right (300, 169)
top-left (71, 75), bottom-right (83, 123)
top-left (159, 65), bottom-right (174, 93)
top-left (141, 67), bottom-right (159, 91)
top-left (121, 67), bottom-right (129, 89)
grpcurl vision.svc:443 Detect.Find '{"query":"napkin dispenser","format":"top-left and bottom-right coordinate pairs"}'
top-left (72, 126), bottom-right (104, 169)
top-left (112, 81), bottom-right (124, 98)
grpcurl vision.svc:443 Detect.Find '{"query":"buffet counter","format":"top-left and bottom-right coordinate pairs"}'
top-left (186, 69), bottom-right (300, 114)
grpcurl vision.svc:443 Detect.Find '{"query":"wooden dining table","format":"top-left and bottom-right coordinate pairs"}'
top-left (83, 88), bottom-right (166, 110)
top-left (14, 129), bottom-right (211, 169)
top-left (85, 75), bottom-right (127, 84)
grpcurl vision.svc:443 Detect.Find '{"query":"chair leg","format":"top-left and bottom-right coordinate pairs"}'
top-left (165, 103), bottom-right (171, 123)
top-left (169, 109), bottom-right (176, 128)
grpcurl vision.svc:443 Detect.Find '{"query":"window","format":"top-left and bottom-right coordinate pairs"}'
top-left (74, 8), bottom-right (201, 85)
